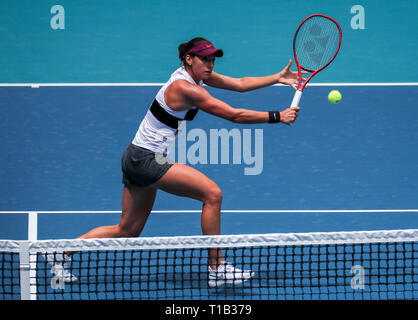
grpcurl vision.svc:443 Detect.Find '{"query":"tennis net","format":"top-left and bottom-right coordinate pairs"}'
top-left (0, 229), bottom-right (417, 300)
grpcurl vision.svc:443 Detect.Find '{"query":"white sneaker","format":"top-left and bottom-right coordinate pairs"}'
top-left (208, 261), bottom-right (254, 288)
top-left (42, 251), bottom-right (78, 283)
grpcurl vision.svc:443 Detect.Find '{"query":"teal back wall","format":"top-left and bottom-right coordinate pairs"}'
top-left (0, 0), bottom-right (416, 83)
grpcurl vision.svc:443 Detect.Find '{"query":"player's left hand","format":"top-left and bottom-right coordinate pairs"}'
top-left (277, 60), bottom-right (306, 90)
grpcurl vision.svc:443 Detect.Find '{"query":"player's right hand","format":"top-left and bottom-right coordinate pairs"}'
top-left (280, 107), bottom-right (300, 124)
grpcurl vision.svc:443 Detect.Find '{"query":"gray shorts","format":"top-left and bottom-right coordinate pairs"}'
top-left (121, 144), bottom-right (173, 187)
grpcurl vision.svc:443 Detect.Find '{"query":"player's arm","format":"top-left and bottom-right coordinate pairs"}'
top-left (204, 60), bottom-right (302, 92)
top-left (177, 80), bottom-right (298, 124)
top-left (204, 71), bottom-right (280, 93)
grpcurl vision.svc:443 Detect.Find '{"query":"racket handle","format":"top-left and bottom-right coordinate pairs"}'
top-left (290, 89), bottom-right (302, 108)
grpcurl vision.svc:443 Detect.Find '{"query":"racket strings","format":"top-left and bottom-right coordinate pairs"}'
top-left (294, 16), bottom-right (340, 72)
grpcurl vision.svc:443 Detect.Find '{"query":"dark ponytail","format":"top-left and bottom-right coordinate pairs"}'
top-left (178, 37), bottom-right (209, 64)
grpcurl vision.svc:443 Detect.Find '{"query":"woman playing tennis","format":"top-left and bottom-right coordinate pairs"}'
top-left (50, 37), bottom-right (301, 287)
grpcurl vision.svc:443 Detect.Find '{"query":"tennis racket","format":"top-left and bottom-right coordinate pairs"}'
top-left (290, 14), bottom-right (342, 108)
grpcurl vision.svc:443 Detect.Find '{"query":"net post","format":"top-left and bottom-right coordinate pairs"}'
top-left (19, 241), bottom-right (31, 300)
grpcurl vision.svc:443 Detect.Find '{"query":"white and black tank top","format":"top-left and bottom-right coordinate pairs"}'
top-left (132, 66), bottom-right (202, 155)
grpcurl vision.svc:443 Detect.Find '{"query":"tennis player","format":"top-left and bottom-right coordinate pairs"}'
top-left (48, 37), bottom-right (301, 287)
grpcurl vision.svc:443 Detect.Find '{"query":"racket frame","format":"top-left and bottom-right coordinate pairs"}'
top-left (290, 14), bottom-right (342, 108)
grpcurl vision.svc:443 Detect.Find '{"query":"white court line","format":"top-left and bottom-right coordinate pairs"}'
top-left (27, 212), bottom-right (38, 241)
top-left (300, 83), bottom-right (418, 86)
top-left (1, 209), bottom-right (416, 241)
top-left (0, 83), bottom-right (166, 87)
top-left (0, 82), bottom-right (417, 88)
top-left (1, 209), bottom-right (418, 214)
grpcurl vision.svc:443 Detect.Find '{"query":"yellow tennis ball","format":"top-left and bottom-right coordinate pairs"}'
top-left (328, 90), bottom-right (342, 104)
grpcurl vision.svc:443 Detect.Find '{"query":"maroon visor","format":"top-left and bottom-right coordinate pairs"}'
top-left (185, 41), bottom-right (223, 58)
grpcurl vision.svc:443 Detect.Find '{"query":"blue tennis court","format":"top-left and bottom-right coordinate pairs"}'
top-left (1, 84), bottom-right (417, 300)
top-left (1, 84), bottom-right (417, 239)
top-left (0, 1), bottom-right (417, 301)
